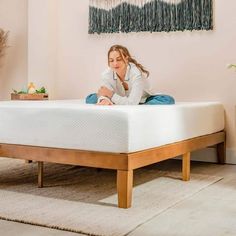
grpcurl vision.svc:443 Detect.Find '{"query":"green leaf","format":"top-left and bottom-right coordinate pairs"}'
top-left (228, 64), bottom-right (236, 69)
top-left (36, 86), bottom-right (46, 93)
top-left (18, 90), bottom-right (27, 94)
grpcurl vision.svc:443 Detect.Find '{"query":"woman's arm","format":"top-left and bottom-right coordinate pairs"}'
top-left (97, 99), bottom-right (113, 105)
top-left (97, 71), bottom-right (115, 104)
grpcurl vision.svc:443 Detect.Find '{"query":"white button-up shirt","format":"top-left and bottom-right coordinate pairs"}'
top-left (99, 63), bottom-right (153, 105)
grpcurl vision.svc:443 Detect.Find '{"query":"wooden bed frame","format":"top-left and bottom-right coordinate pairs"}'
top-left (0, 131), bottom-right (225, 208)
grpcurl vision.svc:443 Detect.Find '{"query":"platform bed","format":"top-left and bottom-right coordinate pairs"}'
top-left (0, 131), bottom-right (225, 208)
top-left (0, 100), bottom-right (226, 208)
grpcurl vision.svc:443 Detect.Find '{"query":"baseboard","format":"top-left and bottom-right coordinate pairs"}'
top-left (225, 148), bottom-right (236, 164)
top-left (175, 147), bottom-right (236, 164)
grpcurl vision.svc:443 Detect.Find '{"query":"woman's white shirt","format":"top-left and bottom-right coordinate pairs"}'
top-left (99, 63), bottom-right (153, 105)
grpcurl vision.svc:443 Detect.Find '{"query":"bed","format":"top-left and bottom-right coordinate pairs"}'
top-left (0, 100), bottom-right (225, 208)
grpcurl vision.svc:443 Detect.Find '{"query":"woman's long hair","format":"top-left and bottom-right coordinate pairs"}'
top-left (108, 45), bottom-right (149, 78)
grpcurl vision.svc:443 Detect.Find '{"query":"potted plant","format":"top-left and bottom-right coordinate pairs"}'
top-left (228, 64), bottom-right (236, 70)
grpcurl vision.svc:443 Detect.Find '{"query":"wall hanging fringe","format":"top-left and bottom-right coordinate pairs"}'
top-left (89, 0), bottom-right (213, 34)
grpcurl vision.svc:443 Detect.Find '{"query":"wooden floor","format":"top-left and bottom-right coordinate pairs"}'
top-left (0, 159), bottom-right (236, 236)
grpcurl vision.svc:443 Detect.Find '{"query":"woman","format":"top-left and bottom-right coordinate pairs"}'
top-left (86, 45), bottom-right (174, 105)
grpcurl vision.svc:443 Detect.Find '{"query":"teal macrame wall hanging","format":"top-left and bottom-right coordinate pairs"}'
top-left (89, 0), bottom-right (213, 34)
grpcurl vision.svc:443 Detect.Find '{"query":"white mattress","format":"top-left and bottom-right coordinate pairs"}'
top-left (0, 100), bottom-right (224, 153)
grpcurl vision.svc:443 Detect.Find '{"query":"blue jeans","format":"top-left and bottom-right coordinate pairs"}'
top-left (86, 93), bottom-right (98, 104)
top-left (143, 94), bottom-right (175, 105)
top-left (85, 93), bottom-right (175, 105)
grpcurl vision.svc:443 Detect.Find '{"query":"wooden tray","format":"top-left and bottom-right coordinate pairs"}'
top-left (11, 93), bottom-right (49, 100)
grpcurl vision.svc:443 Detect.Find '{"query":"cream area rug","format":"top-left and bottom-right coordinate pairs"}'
top-left (0, 158), bottom-right (222, 236)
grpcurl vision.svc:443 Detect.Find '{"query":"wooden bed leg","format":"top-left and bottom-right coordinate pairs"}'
top-left (117, 170), bottom-right (133, 208)
top-left (25, 160), bottom-right (32, 163)
top-left (216, 142), bottom-right (226, 164)
top-left (38, 161), bottom-right (43, 188)
top-left (182, 152), bottom-right (190, 181)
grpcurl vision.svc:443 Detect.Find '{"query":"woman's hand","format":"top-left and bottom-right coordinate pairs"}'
top-left (98, 86), bottom-right (114, 98)
top-left (97, 99), bottom-right (113, 105)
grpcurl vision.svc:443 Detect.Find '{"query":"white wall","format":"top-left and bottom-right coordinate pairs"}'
top-left (0, 0), bottom-right (28, 100)
top-left (2, 0), bottom-right (236, 163)
top-left (28, 0), bottom-right (57, 98)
